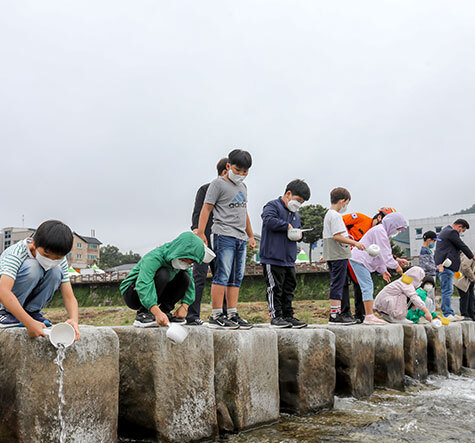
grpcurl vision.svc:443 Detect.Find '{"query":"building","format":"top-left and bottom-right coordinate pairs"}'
top-left (392, 229), bottom-right (410, 257)
top-left (409, 213), bottom-right (475, 257)
top-left (0, 227), bottom-right (36, 253)
top-left (68, 232), bottom-right (102, 269)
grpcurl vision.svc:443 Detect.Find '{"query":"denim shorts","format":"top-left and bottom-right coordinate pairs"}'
top-left (212, 234), bottom-right (247, 287)
top-left (349, 260), bottom-right (374, 301)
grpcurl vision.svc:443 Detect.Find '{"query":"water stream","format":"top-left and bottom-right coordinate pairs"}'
top-left (53, 344), bottom-right (67, 443)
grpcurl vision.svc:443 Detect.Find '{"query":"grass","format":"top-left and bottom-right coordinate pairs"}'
top-left (43, 300), bottom-right (332, 326)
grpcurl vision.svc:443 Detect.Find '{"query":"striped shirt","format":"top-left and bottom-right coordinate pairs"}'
top-left (0, 239), bottom-right (70, 284)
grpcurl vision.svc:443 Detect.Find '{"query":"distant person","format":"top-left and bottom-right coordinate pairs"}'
top-left (341, 207), bottom-right (405, 323)
top-left (323, 187), bottom-right (365, 325)
top-left (434, 219), bottom-right (474, 320)
top-left (260, 179), bottom-right (311, 328)
top-left (187, 157), bottom-right (228, 326)
top-left (373, 267), bottom-right (432, 324)
top-left (197, 149), bottom-right (256, 329)
top-left (120, 232), bottom-right (215, 327)
top-left (454, 251), bottom-right (475, 321)
top-left (350, 212), bottom-right (407, 325)
top-left (418, 230), bottom-right (439, 281)
top-left (0, 220), bottom-right (80, 341)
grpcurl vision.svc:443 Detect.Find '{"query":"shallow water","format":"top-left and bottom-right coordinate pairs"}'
top-left (53, 344), bottom-right (67, 443)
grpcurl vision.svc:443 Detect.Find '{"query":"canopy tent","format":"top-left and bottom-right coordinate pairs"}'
top-left (295, 249), bottom-right (310, 263)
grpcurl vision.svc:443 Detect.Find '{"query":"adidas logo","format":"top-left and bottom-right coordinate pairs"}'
top-left (229, 191), bottom-right (247, 208)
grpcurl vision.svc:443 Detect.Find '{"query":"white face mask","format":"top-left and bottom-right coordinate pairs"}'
top-left (228, 169), bottom-right (246, 184)
top-left (36, 251), bottom-right (62, 271)
top-left (287, 199), bottom-right (302, 212)
top-left (338, 205), bottom-right (348, 214)
top-left (171, 258), bottom-right (192, 270)
top-left (423, 284), bottom-right (434, 292)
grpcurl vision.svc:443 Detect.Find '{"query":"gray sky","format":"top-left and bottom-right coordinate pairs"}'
top-left (1, 0), bottom-right (474, 255)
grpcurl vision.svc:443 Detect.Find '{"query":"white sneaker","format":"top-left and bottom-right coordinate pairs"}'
top-left (363, 315), bottom-right (388, 325)
top-left (446, 314), bottom-right (464, 322)
top-left (417, 318), bottom-right (429, 324)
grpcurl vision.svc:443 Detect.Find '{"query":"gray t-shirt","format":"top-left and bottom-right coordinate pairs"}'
top-left (323, 209), bottom-right (351, 260)
top-left (204, 177), bottom-right (248, 241)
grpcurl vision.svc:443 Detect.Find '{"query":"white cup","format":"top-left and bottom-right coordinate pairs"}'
top-left (432, 319), bottom-right (442, 328)
top-left (442, 258), bottom-right (452, 268)
top-left (44, 323), bottom-right (76, 348)
top-left (287, 228), bottom-right (302, 241)
top-left (366, 244), bottom-right (381, 257)
top-left (166, 323), bottom-right (189, 344)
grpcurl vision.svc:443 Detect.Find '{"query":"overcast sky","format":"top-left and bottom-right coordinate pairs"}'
top-left (1, 1), bottom-right (474, 255)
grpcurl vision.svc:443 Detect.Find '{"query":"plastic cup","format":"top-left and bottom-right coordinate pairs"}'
top-left (366, 244), bottom-right (381, 257)
top-left (442, 258), bottom-right (452, 268)
top-left (432, 319), bottom-right (442, 328)
top-left (166, 323), bottom-right (189, 344)
top-left (440, 317), bottom-right (450, 326)
top-left (401, 274), bottom-right (413, 285)
top-left (287, 228), bottom-right (302, 241)
top-left (44, 323), bottom-right (76, 348)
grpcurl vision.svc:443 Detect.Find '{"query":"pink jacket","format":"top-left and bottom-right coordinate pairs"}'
top-left (373, 267), bottom-right (426, 319)
top-left (351, 212), bottom-right (407, 274)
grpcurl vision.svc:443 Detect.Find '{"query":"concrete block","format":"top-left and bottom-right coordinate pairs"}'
top-left (212, 329), bottom-right (279, 432)
top-left (402, 325), bottom-right (428, 381)
top-left (0, 326), bottom-right (119, 443)
top-left (460, 321), bottom-right (475, 369)
top-left (276, 328), bottom-right (335, 414)
top-left (323, 325), bottom-right (376, 399)
top-left (445, 323), bottom-right (463, 374)
top-left (114, 326), bottom-right (217, 442)
top-left (371, 325), bottom-right (405, 390)
top-left (424, 324), bottom-right (448, 376)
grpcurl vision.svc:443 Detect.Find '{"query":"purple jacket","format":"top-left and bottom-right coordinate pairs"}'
top-left (351, 212), bottom-right (408, 274)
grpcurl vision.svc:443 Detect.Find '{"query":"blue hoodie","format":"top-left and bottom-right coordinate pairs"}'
top-left (260, 197), bottom-right (302, 267)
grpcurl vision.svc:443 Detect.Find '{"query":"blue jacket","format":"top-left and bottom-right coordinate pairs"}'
top-left (260, 197), bottom-right (301, 267)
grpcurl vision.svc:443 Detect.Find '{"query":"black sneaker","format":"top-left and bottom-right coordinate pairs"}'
top-left (328, 312), bottom-right (357, 325)
top-left (28, 311), bottom-right (52, 327)
top-left (229, 313), bottom-right (253, 330)
top-left (354, 316), bottom-right (364, 324)
top-left (270, 317), bottom-right (292, 328)
top-left (133, 310), bottom-right (157, 328)
top-left (186, 318), bottom-right (204, 326)
top-left (341, 313), bottom-right (357, 324)
top-left (166, 313), bottom-right (186, 324)
top-left (208, 313), bottom-right (239, 329)
top-left (284, 316), bottom-right (307, 329)
top-left (0, 310), bottom-right (21, 328)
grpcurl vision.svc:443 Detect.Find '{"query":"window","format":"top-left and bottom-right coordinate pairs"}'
top-left (87, 255), bottom-right (97, 260)
top-left (4, 231), bottom-right (11, 239)
top-left (76, 242), bottom-right (82, 248)
top-left (435, 226), bottom-right (442, 233)
top-left (88, 244), bottom-right (98, 249)
top-left (415, 228), bottom-right (422, 235)
top-left (76, 254), bottom-right (82, 259)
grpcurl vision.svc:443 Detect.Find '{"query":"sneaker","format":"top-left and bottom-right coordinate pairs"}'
top-left (208, 313), bottom-right (239, 329)
top-left (381, 313), bottom-right (413, 324)
top-left (284, 316), bottom-right (307, 329)
top-left (229, 313), bottom-right (253, 330)
top-left (354, 316), bottom-right (364, 324)
top-left (0, 310), bottom-right (21, 328)
top-left (166, 313), bottom-right (186, 324)
top-left (328, 312), bottom-right (357, 325)
top-left (446, 314), bottom-right (464, 322)
top-left (462, 316), bottom-right (473, 322)
top-left (417, 318), bottom-right (429, 324)
top-left (186, 318), bottom-right (204, 326)
top-left (270, 317), bottom-right (292, 328)
top-left (28, 311), bottom-right (52, 327)
top-left (363, 315), bottom-right (388, 325)
top-left (133, 310), bottom-right (157, 328)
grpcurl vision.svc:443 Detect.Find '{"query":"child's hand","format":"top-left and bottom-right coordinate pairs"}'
top-left (155, 311), bottom-right (170, 327)
top-left (26, 320), bottom-right (47, 339)
top-left (395, 266), bottom-right (403, 275)
top-left (355, 242), bottom-right (366, 251)
top-left (248, 237), bottom-right (256, 250)
top-left (382, 271), bottom-right (391, 283)
top-left (174, 304), bottom-right (188, 319)
top-left (66, 319), bottom-right (80, 341)
top-left (396, 257), bottom-right (409, 267)
top-left (425, 311), bottom-right (433, 322)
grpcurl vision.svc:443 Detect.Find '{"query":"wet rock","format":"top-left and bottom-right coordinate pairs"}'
top-left (460, 322), bottom-right (475, 369)
top-left (402, 325), bottom-right (428, 381)
top-left (445, 323), bottom-right (463, 374)
top-left (323, 325), bottom-right (376, 399)
top-left (371, 324), bottom-right (405, 390)
top-left (0, 326), bottom-right (119, 443)
top-left (212, 329), bottom-right (279, 432)
top-left (114, 326), bottom-right (217, 442)
top-left (276, 328), bottom-right (335, 413)
top-left (216, 401), bottom-right (234, 433)
top-left (424, 324), bottom-right (448, 376)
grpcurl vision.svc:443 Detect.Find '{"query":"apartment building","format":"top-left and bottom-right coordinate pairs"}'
top-left (67, 231), bottom-right (102, 269)
top-left (0, 227), bottom-right (36, 253)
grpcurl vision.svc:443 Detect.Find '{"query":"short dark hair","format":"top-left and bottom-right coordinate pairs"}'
top-left (285, 179), bottom-right (311, 201)
top-left (423, 230), bottom-right (437, 241)
top-left (33, 220), bottom-right (73, 256)
top-left (330, 187), bottom-right (351, 204)
top-left (454, 218), bottom-right (470, 229)
top-left (216, 157), bottom-right (228, 176)
top-left (421, 276), bottom-right (435, 287)
top-left (228, 149), bottom-right (252, 169)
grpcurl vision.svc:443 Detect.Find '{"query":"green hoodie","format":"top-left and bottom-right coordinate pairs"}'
top-left (119, 232), bottom-right (205, 310)
top-left (406, 288), bottom-right (437, 323)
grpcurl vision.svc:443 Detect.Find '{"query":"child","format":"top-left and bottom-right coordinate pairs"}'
top-left (406, 276), bottom-right (438, 323)
top-left (349, 212), bottom-right (407, 324)
top-left (197, 149), bottom-right (256, 329)
top-left (260, 179), bottom-right (311, 328)
top-left (419, 231), bottom-right (439, 279)
top-left (0, 220), bottom-right (80, 340)
top-left (120, 232), bottom-right (215, 327)
top-left (373, 266), bottom-right (433, 324)
top-left (323, 187), bottom-right (365, 325)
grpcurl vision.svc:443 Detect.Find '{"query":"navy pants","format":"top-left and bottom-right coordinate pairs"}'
top-left (328, 259), bottom-right (348, 301)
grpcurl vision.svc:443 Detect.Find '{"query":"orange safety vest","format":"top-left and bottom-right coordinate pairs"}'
top-left (342, 213), bottom-right (373, 241)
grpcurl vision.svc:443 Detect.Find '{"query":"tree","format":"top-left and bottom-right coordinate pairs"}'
top-left (390, 239), bottom-right (404, 258)
top-left (299, 204), bottom-right (328, 262)
top-left (99, 245), bottom-right (142, 269)
top-left (456, 203), bottom-right (475, 215)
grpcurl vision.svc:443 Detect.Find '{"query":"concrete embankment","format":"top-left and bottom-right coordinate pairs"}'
top-left (0, 321), bottom-right (475, 442)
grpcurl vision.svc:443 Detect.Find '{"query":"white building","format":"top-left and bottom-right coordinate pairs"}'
top-left (0, 227), bottom-right (36, 253)
top-left (409, 213), bottom-right (475, 257)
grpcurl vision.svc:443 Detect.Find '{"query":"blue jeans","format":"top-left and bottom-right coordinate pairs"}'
top-left (6, 259), bottom-right (62, 312)
top-left (439, 269), bottom-right (455, 316)
top-left (349, 260), bottom-right (374, 301)
top-left (212, 234), bottom-right (247, 288)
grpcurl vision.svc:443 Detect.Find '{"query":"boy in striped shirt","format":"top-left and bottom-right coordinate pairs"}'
top-left (0, 220), bottom-right (80, 340)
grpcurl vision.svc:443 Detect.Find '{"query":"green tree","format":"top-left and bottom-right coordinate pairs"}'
top-left (299, 204), bottom-right (328, 262)
top-left (390, 239), bottom-right (404, 258)
top-left (456, 203), bottom-right (475, 215)
top-left (99, 245), bottom-right (142, 269)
